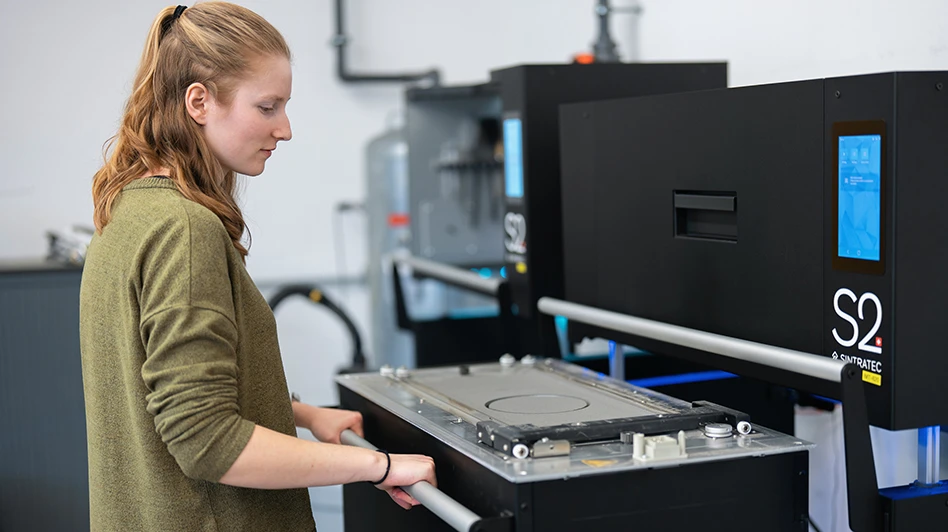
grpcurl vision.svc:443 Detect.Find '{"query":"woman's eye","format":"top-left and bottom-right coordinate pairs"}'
top-left (259, 106), bottom-right (275, 114)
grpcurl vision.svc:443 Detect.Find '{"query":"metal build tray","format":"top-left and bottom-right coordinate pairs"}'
top-left (336, 358), bottom-right (812, 483)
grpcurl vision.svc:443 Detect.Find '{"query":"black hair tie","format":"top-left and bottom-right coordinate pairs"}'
top-left (161, 5), bottom-right (187, 37)
top-left (370, 449), bottom-right (391, 485)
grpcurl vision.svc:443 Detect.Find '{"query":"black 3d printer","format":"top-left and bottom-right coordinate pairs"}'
top-left (332, 64), bottom-right (823, 532)
top-left (334, 71), bottom-right (948, 531)
top-left (552, 71), bottom-right (948, 530)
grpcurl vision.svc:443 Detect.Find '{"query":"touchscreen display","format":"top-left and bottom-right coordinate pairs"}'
top-left (838, 134), bottom-right (882, 262)
top-left (504, 118), bottom-right (524, 198)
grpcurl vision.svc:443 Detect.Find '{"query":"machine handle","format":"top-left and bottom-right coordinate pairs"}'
top-left (537, 296), bottom-right (845, 383)
top-left (394, 254), bottom-right (501, 296)
top-left (340, 429), bottom-right (483, 532)
top-left (673, 192), bottom-right (735, 212)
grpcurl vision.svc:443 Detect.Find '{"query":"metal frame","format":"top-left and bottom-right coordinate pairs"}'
top-left (337, 358), bottom-right (810, 483)
top-left (475, 400), bottom-right (751, 458)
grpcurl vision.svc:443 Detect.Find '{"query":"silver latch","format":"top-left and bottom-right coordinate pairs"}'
top-left (531, 437), bottom-right (571, 458)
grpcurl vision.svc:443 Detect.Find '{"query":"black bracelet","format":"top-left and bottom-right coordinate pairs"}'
top-left (370, 449), bottom-right (391, 485)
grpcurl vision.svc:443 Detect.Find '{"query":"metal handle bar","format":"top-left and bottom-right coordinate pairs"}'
top-left (340, 429), bottom-right (481, 532)
top-left (537, 297), bottom-right (845, 383)
top-left (395, 255), bottom-right (501, 296)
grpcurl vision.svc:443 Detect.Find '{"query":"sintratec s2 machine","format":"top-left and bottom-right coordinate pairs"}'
top-left (337, 62), bottom-right (817, 532)
top-left (555, 71), bottom-right (948, 530)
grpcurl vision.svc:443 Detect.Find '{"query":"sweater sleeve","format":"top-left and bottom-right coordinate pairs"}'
top-left (138, 205), bottom-right (256, 482)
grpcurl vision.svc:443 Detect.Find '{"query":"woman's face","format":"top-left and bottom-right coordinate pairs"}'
top-left (200, 55), bottom-right (293, 177)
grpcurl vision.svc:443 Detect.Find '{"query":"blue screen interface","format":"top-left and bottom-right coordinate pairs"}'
top-left (838, 134), bottom-right (882, 262)
top-left (504, 118), bottom-right (524, 198)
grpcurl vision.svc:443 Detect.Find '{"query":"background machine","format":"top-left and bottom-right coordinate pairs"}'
top-left (389, 61), bottom-right (729, 365)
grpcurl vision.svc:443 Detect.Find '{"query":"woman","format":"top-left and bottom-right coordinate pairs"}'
top-left (79, 3), bottom-right (436, 531)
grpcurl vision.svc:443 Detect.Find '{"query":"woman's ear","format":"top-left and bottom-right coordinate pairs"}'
top-left (185, 82), bottom-right (210, 125)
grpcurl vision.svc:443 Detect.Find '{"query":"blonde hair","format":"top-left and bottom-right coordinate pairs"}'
top-left (92, 2), bottom-right (291, 258)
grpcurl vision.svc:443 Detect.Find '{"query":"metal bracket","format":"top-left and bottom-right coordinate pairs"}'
top-left (531, 438), bottom-right (571, 458)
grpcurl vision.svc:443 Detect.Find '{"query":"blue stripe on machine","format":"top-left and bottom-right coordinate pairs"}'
top-left (628, 370), bottom-right (738, 388)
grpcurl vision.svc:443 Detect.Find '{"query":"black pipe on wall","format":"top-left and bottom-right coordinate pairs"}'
top-left (332, 0), bottom-right (441, 85)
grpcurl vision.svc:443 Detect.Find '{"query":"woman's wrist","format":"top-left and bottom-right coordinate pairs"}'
top-left (370, 450), bottom-right (391, 485)
top-left (367, 448), bottom-right (388, 484)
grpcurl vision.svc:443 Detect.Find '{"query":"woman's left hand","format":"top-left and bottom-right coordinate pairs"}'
top-left (304, 406), bottom-right (364, 444)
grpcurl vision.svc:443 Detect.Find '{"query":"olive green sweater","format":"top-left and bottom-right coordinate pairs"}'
top-left (79, 178), bottom-right (315, 531)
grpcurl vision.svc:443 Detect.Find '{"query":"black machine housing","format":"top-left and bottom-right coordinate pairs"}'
top-left (558, 71), bottom-right (948, 432)
top-left (491, 63), bottom-right (728, 325)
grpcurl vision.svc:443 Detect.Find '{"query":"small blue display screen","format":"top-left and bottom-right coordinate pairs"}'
top-left (504, 118), bottom-right (524, 198)
top-left (838, 134), bottom-right (882, 262)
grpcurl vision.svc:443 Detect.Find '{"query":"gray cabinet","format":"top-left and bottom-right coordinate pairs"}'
top-left (0, 263), bottom-right (88, 532)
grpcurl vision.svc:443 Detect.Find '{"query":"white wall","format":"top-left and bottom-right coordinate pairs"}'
top-left (4, 0), bottom-right (944, 397)
top-left (640, 0), bottom-right (948, 87)
top-left (3, 1), bottom-right (947, 531)
top-left (3, 0), bottom-right (946, 273)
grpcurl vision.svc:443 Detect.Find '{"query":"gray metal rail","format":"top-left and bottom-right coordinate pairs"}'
top-left (340, 429), bottom-right (481, 532)
top-left (537, 296), bottom-right (846, 383)
top-left (395, 255), bottom-right (501, 295)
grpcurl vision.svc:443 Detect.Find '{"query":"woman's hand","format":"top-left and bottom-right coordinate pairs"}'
top-left (292, 402), bottom-right (436, 510)
top-left (309, 407), bottom-right (363, 444)
top-left (293, 403), bottom-right (363, 444)
top-left (374, 453), bottom-right (437, 510)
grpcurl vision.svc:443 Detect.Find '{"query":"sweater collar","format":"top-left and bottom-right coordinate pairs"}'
top-left (122, 177), bottom-right (177, 191)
